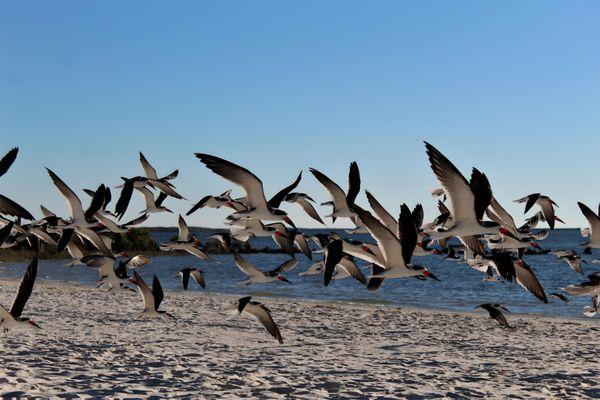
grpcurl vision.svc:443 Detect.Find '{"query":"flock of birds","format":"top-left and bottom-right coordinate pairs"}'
top-left (0, 142), bottom-right (599, 342)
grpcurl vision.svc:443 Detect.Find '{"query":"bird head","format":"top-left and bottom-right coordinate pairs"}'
top-left (277, 275), bottom-right (292, 284)
top-left (529, 242), bottom-right (541, 249)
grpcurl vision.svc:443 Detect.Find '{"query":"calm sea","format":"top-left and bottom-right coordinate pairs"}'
top-left (0, 228), bottom-right (597, 319)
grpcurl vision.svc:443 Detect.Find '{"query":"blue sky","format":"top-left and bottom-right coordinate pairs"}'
top-left (0, 0), bottom-right (598, 228)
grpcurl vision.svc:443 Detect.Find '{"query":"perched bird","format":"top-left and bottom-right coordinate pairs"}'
top-left (235, 296), bottom-right (283, 344)
top-left (233, 253), bottom-right (296, 285)
top-left (177, 268), bottom-right (206, 290)
top-left (129, 271), bottom-right (173, 318)
top-left (476, 303), bottom-right (511, 328)
top-left (0, 257), bottom-right (41, 332)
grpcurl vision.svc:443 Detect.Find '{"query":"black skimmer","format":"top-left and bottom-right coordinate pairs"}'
top-left (514, 193), bottom-right (559, 230)
top-left (309, 161), bottom-right (360, 223)
top-left (81, 254), bottom-right (148, 292)
top-left (195, 153), bottom-right (296, 226)
top-left (129, 271), bottom-right (173, 318)
top-left (0, 257), bottom-right (41, 332)
top-left (564, 271), bottom-right (600, 297)
top-left (518, 210), bottom-right (564, 231)
top-left (139, 152), bottom-right (184, 199)
top-left (160, 215), bottom-right (209, 259)
top-left (235, 296), bottom-right (283, 344)
top-left (176, 268), bottom-right (206, 290)
top-left (187, 190), bottom-right (247, 216)
top-left (476, 303), bottom-right (510, 328)
top-left (233, 253), bottom-right (296, 285)
top-left (207, 232), bottom-right (233, 252)
top-left (490, 251), bottom-right (548, 303)
top-left (424, 142), bottom-right (500, 241)
top-left (551, 250), bottom-right (586, 274)
top-left (283, 192), bottom-right (325, 225)
top-left (577, 202), bottom-right (600, 250)
top-left (0, 147), bottom-right (34, 220)
top-left (136, 187), bottom-right (173, 215)
top-left (352, 202), bottom-right (439, 283)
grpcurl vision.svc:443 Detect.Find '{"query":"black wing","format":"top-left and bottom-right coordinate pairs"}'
top-left (152, 275), bottom-right (164, 311)
top-left (324, 239), bottom-right (344, 287)
top-left (56, 228), bottom-right (74, 252)
top-left (0, 147), bottom-right (18, 178)
top-left (491, 251), bottom-right (516, 282)
top-left (469, 168), bottom-right (492, 221)
top-left (398, 204), bottom-right (418, 266)
top-left (524, 193), bottom-right (540, 213)
top-left (411, 203), bottom-right (424, 229)
top-left (0, 194), bottom-right (35, 220)
top-left (85, 184), bottom-right (106, 220)
top-left (155, 191), bottom-right (168, 207)
top-left (0, 221), bottom-right (14, 247)
top-left (114, 178), bottom-right (134, 220)
top-left (346, 161), bottom-right (361, 206)
top-left (187, 195), bottom-right (212, 216)
top-left (267, 171), bottom-right (302, 209)
top-left (180, 268), bottom-right (191, 290)
top-left (10, 257), bottom-right (38, 318)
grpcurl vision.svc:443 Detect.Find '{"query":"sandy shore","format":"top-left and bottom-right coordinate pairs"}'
top-left (0, 281), bottom-right (598, 399)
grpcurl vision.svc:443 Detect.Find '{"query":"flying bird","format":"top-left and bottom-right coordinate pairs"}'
top-left (235, 296), bottom-right (283, 344)
top-left (0, 257), bottom-right (41, 332)
top-left (177, 268), bottom-right (206, 290)
top-left (476, 303), bottom-right (511, 328)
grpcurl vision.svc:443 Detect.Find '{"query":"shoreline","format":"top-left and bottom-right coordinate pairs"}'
top-left (1, 278), bottom-right (593, 323)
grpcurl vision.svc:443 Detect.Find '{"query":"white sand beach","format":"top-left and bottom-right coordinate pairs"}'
top-left (0, 280), bottom-right (598, 399)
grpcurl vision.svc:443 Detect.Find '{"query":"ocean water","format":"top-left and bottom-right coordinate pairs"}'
top-left (0, 228), bottom-right (597, 319)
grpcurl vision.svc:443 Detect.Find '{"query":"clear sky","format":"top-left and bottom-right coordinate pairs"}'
top-left (0, 0), bottom-right (598, 228)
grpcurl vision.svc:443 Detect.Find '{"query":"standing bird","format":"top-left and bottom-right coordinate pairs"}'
top-left (514, 193), bottom-right (559, 230)
top-left (476, 303), bottom-right (511, 328)
top-left (129, 271), bottom-right (173, 318)
top-left (235, 296), bottom-right (283, 344)
top-left (0, 257), bottom-right (41, 332)
top-left (176, 268), bottom-right (206, 290)
top-left (577, 202), bottom-right (600, 250)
